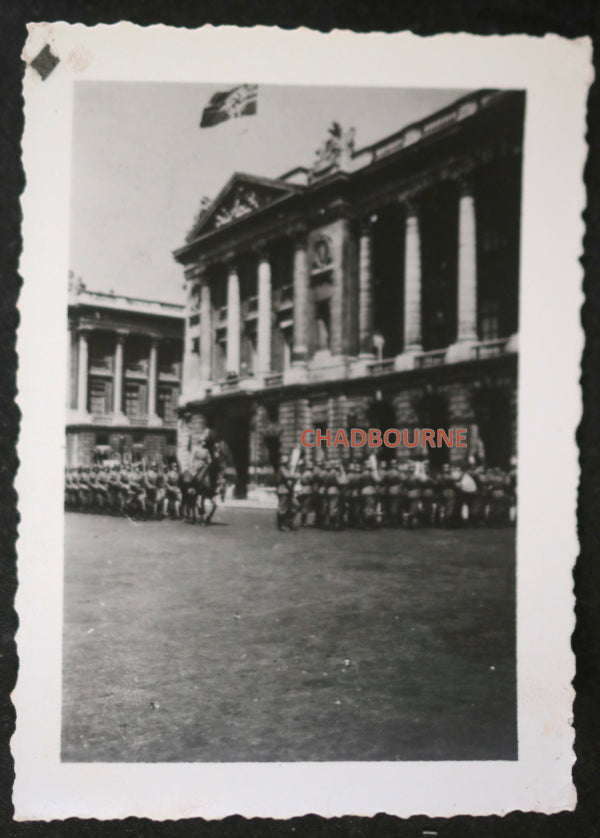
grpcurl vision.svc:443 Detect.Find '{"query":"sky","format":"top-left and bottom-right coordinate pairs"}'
top-left (69, 82), bottom-right (471, 305)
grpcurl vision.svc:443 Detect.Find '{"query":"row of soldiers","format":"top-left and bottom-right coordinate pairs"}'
top-left (276, 457), bottom-right (517, 531)
top-left (64, 459), bottom-right (223, 520)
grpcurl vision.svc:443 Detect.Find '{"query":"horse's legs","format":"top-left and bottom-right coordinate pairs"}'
top-left (195, 494), bottom-right (204, 524)
top-left (204, 497), bottom-right (216, 524)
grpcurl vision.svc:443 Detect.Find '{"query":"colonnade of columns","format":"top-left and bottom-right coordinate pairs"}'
top-left (194, 236), bottom-right (310, 382)
top-left (75, 328), bottom-right (165, 425)
top-left (191, 178), bottom-right (479, 384)
top-left (358, 181), bottom-right (479, 363)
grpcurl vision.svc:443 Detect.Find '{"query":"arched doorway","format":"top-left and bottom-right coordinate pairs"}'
top-left (415, 391), bottom-right (450, 470)
top-left (473, 387), bottom-right (512, 468)
top-left (366, 397), bottom-right (397, 462)
top-left (211, 404), bottom-right (252, 498)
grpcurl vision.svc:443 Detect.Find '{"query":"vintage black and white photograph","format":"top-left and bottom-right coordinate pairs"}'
top-left (62, 80), bottom-right (522, 764)
top-left (14, 24), bottom-right (587, 819)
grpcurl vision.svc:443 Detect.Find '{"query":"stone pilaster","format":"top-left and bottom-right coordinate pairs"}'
top-left (199, 281), bottom-right (213, 382)
top-left (330, 221), bottom-right (349, 358)
top-left (447, 179), bottom-right (478, 362)
top-left (457, 182), bottom-right (478, 342)
top-left (403, 203), bottom-right (422, 352)
top-left (76, 327), bottom-right (90, 417)
top-left (257, 249), bottom-right (272, 375)
top-left (147, 338), bottom-right (161, 426)
top-left (358, 218), bottom-right (375, 358)
top-left (226, 260), bottom-right (240, 375)
top-left (393, 200), bottom-right (423, 372)
top-left (112, 330), bottom-right (128, 424)
top-left (292, 234), bottom-right (309, 364)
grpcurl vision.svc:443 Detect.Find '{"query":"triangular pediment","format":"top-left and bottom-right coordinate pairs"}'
top-left (186, 173), bottom-right (302, 241)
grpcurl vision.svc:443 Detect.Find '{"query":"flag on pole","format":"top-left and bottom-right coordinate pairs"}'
top-left (200, 84), bottom-right (258, 128)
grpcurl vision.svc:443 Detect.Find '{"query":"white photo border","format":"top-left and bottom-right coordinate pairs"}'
top-left (14, 24), bottom-right (591, 819)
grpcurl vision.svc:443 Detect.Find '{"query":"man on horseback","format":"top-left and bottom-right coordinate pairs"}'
top-left (191, 441), bottom-right (220, 525)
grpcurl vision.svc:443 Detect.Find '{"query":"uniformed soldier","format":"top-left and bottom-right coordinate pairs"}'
top-left (405, 465), bottom-right (422, 528)
top-left (163, 462), bottom-right (182, 518)
top-left (64, 468), bottom-right (74, 510)
top-left (95, 464), bottom-right (109, 512)
top-left (127, 462), bottom-right (146, 516)
top-left (144, 461), bottom-right (162, 519)
top-left (297, 462), bottom-right (314, 527)
top-left (326, 462), bottom-right (347, 530)
top-left (387, 460), bottom-right (403, 527)
top-left (276, 454), bottom-right (296, 531)
top-left (345, 463), bottom-right (360, 528)
top-left (78, 467), bottom-right (93, 511)
top-left (378, 461), bottom-right (391, 526)
top-left (421, 466), bottom-right (436, 528)
top-left (107, 465), bottom-right (121, 514)
top-left (116, 462), bottom-right (131, 515)
top-left (488, 467), bottom-right (508, 526)
top-left (508, 458), bottom-right (517, 526)
top-left (311, 463), bottom-right (324, 528)
top-left (360, 465), bottom-right (379, 529)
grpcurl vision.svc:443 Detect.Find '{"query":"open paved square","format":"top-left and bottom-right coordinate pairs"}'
top-left (62, 509), bottom-right (516, 762)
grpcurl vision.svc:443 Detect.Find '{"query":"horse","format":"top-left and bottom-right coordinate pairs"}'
top-left (193, 453), bottom-right (223, 525)
top-left (180, 468), bottom-right (198, 522)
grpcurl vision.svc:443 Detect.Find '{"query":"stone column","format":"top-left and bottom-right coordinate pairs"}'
top-left (358, 219), bottom-right (375, 358)
top-left (113, 330), bottom-right (127, 423)
top-left (199, 281), bottom-right (213, 381)
top-left (403, 202), bottom-right (422, 352)
top-left (226, 260), bottom-right (240, 375)
top-left (330, 219), bottom-right (349, 358)
top-left (456, 181), bottom-right (478, 343)
top-left (292, 235), bottom-right (309, 364)
top-left (148, 337), bottom-right (160, 425)
top-left (77, 327), bottom-right (90, 416)
top-left (257, 249), bottom-right (272, 375)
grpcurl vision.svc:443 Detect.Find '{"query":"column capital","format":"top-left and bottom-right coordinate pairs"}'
top-left (116, 329), bottom-right (129, 342)
top-left (288, 224), bottom-right (309, 249)
top-left (149, 336), bottom-right (160, 349)
top-left (184, 262), bottom-right (206, 282)
top-left (402, 193), bottom-right (422, 217)
top-left (252, 239), bottom-right (271, 261)
top-left (455, 160), bottom-right (477, 195)
top-left (359, 214), bottom-right (378, 235)
top-left (77, 324), bottom-right (93, 337)
top-left (223, 251), bottom-right (239, 271)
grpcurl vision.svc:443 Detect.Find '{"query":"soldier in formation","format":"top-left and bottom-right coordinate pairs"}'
top-left (64, 441), bottom-right (226, 524)
top-left (273, 455), bottom-right (517, 531)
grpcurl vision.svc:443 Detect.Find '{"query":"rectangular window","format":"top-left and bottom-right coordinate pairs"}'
top-left (480, 300), bottom-right (500, 341)
top-left (315, 299), bottom-right (331, 350)
top-left (191, 337), bottom-right (200, 354)
top-left (157, 386), bottom-right (177, 422)
top-left (125, 383), bottom-right (141, 419)
top-left (89, 379), bottom-right (108, 416)
top-left (282, 328), bottom-right (292, 370)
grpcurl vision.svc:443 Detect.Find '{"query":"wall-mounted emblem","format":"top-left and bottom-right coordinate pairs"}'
top-left (311, 235), bottom-right (333, 272)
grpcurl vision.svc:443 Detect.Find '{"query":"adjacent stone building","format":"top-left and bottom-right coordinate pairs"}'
top-left (174, 89), bottom-right (523, 497)
top-left (66, 280), bottom-right (184, 466)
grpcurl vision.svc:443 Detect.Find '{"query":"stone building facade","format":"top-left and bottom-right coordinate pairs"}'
top-left (174, 89), bottom-right (523, 497)
top-left (66, 281), bottom-right (184, 466)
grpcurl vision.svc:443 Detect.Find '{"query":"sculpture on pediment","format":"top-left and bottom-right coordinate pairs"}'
top-left (68, 270), bottom-right (86, 294)
top-left (310, 122), bottom-right (356, 180)
top-left (214, 188), bottom-right (262, 229)
top-left (185, 195), bottom-right (213, 243)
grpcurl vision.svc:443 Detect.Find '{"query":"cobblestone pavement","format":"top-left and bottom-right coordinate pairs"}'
top-left (62, 509), bottom-right (516, 762)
